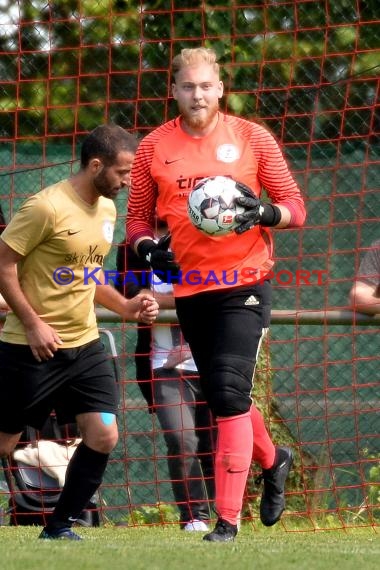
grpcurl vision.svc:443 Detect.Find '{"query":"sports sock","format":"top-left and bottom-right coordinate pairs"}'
top-left (46, 441), bottom-right (109, 530)
top-left (214, 411), bottom-right (253, 526)
top-left (250, 405), bottom-right (275, 469)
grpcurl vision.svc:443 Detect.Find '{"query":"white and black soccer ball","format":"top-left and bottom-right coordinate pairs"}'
top-left (187, 175), bottom-right (246, 236)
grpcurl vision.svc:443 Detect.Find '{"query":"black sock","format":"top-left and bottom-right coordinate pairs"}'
top-left (47, 441), bottom-right (109, 530)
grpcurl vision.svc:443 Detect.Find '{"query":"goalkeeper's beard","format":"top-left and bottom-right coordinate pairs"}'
top-left (179, 100), bottom-right (219, 131)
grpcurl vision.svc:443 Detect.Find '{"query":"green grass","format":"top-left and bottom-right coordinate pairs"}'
top-left (0, 525), bottom-right (379, 570)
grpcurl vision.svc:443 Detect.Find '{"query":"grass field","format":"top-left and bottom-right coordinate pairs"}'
top-left (1, 525), bottom-right (379, 570)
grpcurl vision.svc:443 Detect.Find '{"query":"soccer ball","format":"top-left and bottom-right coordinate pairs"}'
top-left (187, 176), bottom-right (246, 236)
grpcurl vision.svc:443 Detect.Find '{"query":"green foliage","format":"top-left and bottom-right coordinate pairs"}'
top-left (247, 339), bottom-right (311, 517)
top-left (251, 339), bottom-right (380, 526)
top-left (0, 1), bottom-right (378, 137)
top-left (126, 502), bottom-right (179, 525)
top-left (357, 451), bottom-right (380, 521)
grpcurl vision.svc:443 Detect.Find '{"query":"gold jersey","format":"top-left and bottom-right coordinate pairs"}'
top-left (0, 180), bottom-right (116, 347)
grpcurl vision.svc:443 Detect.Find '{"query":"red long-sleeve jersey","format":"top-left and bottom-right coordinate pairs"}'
top-left (127, 113), bottom-right (306, 297)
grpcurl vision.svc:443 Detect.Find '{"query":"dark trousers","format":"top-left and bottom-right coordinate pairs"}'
top-left (175, 281), bottom-right (272, 417)
top-left (153, 367), bottom-right (216, 523)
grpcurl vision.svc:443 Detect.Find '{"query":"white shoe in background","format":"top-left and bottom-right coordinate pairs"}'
top-left (183, 519), bottom-right (209, 531)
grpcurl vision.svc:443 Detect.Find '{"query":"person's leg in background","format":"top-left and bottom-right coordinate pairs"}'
top-left (153, 368), bottom-right (211, 531)
top-left (190, 373), bottom-right (217, 523)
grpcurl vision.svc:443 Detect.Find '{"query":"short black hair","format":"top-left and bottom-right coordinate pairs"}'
top-left (80, 124), bottom-right (139, 168)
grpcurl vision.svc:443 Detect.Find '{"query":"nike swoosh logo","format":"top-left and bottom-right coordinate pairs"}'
top-left (68, 230), bottom-right (81, 235)
top-left (165, 158), bottom-right (183, 165)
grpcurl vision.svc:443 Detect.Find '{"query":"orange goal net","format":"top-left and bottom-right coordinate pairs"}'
top-left (0, 1), bottom-right (379, 531)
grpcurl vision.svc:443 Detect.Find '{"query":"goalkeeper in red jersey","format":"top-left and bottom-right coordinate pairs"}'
top-left (127, 47), bottom-right (306, 542)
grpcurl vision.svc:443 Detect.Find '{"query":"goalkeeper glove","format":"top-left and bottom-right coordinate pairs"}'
top-left (137, 233), bottom-right (181, 284)
top-left (234, 182), bottom-right (282, 235)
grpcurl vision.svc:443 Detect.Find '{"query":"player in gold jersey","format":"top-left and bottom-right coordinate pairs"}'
top-left (0, 124), bottom-right (159, 540)
top-left (127, 48), bottom-right (306, 542)
top-left (0, 206), bottom-right (7, 312)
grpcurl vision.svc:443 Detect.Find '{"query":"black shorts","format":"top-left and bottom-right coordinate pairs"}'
top-left (175, 281), bottom-right (272, 415)
top-left (0, 339), bottom-right (119, 434)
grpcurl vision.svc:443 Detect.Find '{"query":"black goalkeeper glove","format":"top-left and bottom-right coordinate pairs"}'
top-left (137, 234), bottom-right (181, 284)
top-left (234, 182), bottom-right (282, 235)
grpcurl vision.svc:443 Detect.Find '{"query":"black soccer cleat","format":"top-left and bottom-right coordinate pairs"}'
top-left (203, 518), bottom-right (238, 542)
top-left (39, 526), bottom-right (82, 540)
top-left (257, 446), bottom-right (294, 527)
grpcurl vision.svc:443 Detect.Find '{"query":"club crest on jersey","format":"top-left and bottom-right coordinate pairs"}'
top-left (102, 220), bottom-right (114, 244)
top-left (216, 144), bottom-right (240, 163)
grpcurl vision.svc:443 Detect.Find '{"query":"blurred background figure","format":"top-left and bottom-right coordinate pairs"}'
top-left (117, 220), bottom-right (216, 531)
top-left (349, 239), bottom-right (380, 315)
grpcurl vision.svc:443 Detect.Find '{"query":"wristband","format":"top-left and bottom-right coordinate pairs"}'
top-left (137, 239), bottom-right (156, 261)
top-left (259, 204), bottom-right (282, 227)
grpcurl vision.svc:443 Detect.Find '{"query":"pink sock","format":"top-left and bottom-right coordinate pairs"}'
top-left (215, 411), bottom-right (253, 525)
top-left (250, 405), bottom-right (275, 469)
